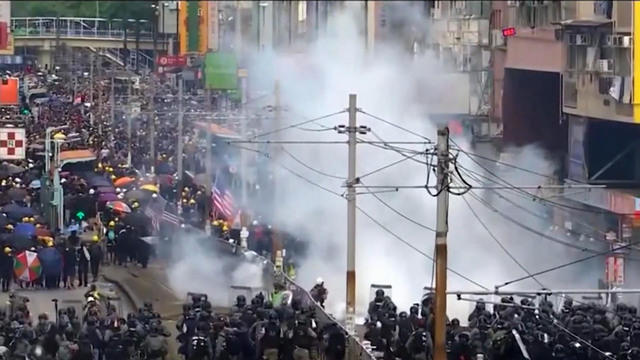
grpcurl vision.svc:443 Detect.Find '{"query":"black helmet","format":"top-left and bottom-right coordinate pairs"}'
top-left (375, 289), bottom-right (385, 298)
top-left (399, 311), bottom-right (408, 320)
top-left (236, 295), bottom-right (246, 305)
top-left (268, 311), bottom-right (279, 322)
top-left (552, 344), bottom-right (566, 357)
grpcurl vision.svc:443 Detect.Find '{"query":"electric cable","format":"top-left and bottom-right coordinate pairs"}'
top-left (229, 143), bottom-right (489, 290)
top-left (358, 152), bottom-right (426, 181)
top-left (450, 146), bottom-right (557, 180)
top-left (357, 109), bottom-right (434, 143)
top-left (249, 109), bottom-right (347, 139)
top-left (360, 180), bottom-right (436, 232)
top-left (497, 240), bottom-right (640, 289)
top-left (280, 146), bottom-right (346, 180)
top-left (451, 138), bottom-right (626, 215)
top-left (467, 191), bottom-right (602, 253)
top-left (461, 195), bottom-right (545, 289)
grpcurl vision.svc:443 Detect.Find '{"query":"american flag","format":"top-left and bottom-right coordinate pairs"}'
top-left (212, 170), bottom-right (235, 221)
top-left (144, 195), bottom-right (182, 232)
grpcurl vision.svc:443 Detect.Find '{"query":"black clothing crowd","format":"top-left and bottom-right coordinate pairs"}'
top-left (364, 289), bottom-right (640, 360)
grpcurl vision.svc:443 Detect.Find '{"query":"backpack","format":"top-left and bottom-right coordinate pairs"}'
top-left (191, 335), bottom-right (208, 357)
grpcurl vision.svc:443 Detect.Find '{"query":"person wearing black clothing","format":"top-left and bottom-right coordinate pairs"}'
top-left (88, 238), bottom-right (103, 282)
top-left (0, 247), bottom-right (12, 292)
top-left (77, 243), bottom-right (90, 287)
top-left (63, 246), bottom-right (77, 289)
top-left (68, 230), bottom-right (80, 248)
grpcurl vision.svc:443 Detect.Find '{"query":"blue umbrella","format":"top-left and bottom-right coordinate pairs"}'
top-left (29, 179), bottom-right (41, 189)
top-left (14, 223), bottom-right (36, 237)
top-left (37, 247), bottom-right (63, 277)
top-left (1, 204), bottom-right (36, 221)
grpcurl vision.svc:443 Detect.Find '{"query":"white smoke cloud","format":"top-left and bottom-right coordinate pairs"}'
top-left (168, 2), bottom-right (606, 323)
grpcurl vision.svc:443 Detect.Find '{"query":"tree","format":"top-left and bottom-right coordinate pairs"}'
top-left (12, 1), bottom-right (155, 21)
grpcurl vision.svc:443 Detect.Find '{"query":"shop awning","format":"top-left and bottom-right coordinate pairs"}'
top-left (193, 121), bottom-right (240, 139)
top-left (59, 149), bottom-right (96, 164)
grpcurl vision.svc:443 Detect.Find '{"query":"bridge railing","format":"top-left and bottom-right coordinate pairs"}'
top-left (11, 17), bottom-right (158, 41)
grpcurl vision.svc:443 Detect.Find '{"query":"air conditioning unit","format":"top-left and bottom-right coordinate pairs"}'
top-left (597, 59), bottom-right (613, 73)
top-left (576, 34), bottom-right (591, 45)
top-left (622, 36), bottom-right (632, 48)
top-left (431, 7), bottom-right (442, 19)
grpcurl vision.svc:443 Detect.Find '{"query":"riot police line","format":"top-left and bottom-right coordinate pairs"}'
top-left (174, 223), bottom-right (377, 360)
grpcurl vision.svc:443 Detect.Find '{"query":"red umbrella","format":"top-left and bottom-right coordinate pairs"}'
top-left (35, 228), bottom-right (52, 237)
top-left (114, 177), bottom-right (136, 187)
top-left (106, 201), bottom-right (132, 213)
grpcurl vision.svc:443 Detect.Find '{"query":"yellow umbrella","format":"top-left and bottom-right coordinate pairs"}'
top-left (140, 184), bottom-right (159, 193)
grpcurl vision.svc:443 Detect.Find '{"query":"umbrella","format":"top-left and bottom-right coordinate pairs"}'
top-left (140, 236), bottom-right (159, 245)
top-left (0, 214), bottom-right (9, 228)
top-left (7, 188), bottom-right (28, 202)
top-left (37, 247), bottom-right (63, 277)
top-left (106, 201), bottom-right (131, 213)
top-left (35, 228), bottom-right (52, 237)
top-left (98, 192), bottom-right (118, 202)
top-left (29, 179), bottom-right (41, 189)
top-left (0, 163), bottom-right (26, 176)
top-left (86, 175), bottom-right (112, 188)
top-left (125, 189), bottom-right (152, 202)
top-left (140, 184), bottom-right (159, 193)
top-left (124, 212), bottom-right (151, 233)
top-left (1, 204), bottom-right (36, 221)
top-left (14, 223), bottom-right (36, 237)
top-left (9, 234), bottom-right (36, 251)
top-left (96, 186), bottom-right (115, 194)
top-left (114, 176), bottom-right (136, 187)
top-left (13, 250), bottom-right (41, 282)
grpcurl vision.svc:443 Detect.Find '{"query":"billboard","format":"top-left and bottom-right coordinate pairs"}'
top-left (0, 77), bottom-right (18, 105)
top-left (207, 1), bottom-right (219, 52)
top-left (0, 127), bottom-right (26, 160)
top-left (204, 52), bottom-right (237, 90)
top-left (178, 1), bottom-right (208, 54)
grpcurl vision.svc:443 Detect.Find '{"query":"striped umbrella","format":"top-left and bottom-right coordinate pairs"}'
top-left (14, 250), bottom-right (42, 282)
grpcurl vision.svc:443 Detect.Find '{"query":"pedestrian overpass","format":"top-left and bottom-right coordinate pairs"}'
top-left (11, 17), bottom-right (169, 71)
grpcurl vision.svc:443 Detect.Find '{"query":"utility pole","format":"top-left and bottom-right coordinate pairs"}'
top-left (89, 53), bottom-right (94, 127)
top-left (271, 80), bottom-right (282, 262)
top-left (110, 74), bottom-right (115, 133)
top-left (149, 78), bottom-right (156, 174)
top-left (127, 79), bottom-right (133, 167)
top-left (345, 93), bottom-right (357, 335)
top-left (176, 74), bottom-right (184, 215)
top-left (433, 126), bottom-right (450, 360)
top-left (239, 71), bottom-right (248, 207)
top-left (204, 88), bottom-right (213, 235)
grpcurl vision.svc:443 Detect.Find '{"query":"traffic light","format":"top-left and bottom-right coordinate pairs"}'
top-left (75, 210), bottom-right (86, 221)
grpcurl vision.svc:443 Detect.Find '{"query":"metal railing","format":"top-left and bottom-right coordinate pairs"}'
top-left (11, 17), bottom-right (158, 41)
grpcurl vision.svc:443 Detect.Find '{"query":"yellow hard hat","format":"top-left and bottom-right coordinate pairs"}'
top-left (189, 199), bottom-right (196, 205)
top-left (111, 174), bottom-right (116, 180)
top-left (108, 221), bottom-right (116, 227)
top-left (46, 240), bottom-right (54, 247)
top-left (3, 247), bottom-right (10, 254)
top-left (222, 224), bottom-right (229, 231)
top-left (5, 224), bottom-right (13, 230)
top-left (92, 235), bottom-right (99, 242)
top-left (131, 202), bottom-right (140, 209)
top-left (97, 162), bottom-right (103, 169)
top-left (28, 217), bottom-right (35, 223)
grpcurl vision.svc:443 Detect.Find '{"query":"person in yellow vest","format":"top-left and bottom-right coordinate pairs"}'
top-left (286, 262), bottom-right (296, 280)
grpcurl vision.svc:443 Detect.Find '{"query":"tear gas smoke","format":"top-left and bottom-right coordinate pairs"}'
top-left (167, 232), bottom-right (268, 307)
top-left (167, 2), bottom-right (606, 322)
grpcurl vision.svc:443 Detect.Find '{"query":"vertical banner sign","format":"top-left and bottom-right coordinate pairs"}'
top-left (179, 1), bottom-right (208, 55)
top-left (0, 128), bottom-right (26, 160)
top-left (208, 1), bottom-right (219, 51)
top-left (0, 77), bottom-right (18, 105)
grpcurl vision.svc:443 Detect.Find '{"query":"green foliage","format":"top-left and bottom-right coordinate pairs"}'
top-left (12, 1), bottom-right (155, 21)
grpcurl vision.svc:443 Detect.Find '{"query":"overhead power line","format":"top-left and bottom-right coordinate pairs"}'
top-left (249, 109), bottom-right (347, 139)
top-left (357, 109), bottom-right (434, 143)
top-left (461, 195), bottom-right (545, 288)
top-left (229, 143), bottom-right (488, 290)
